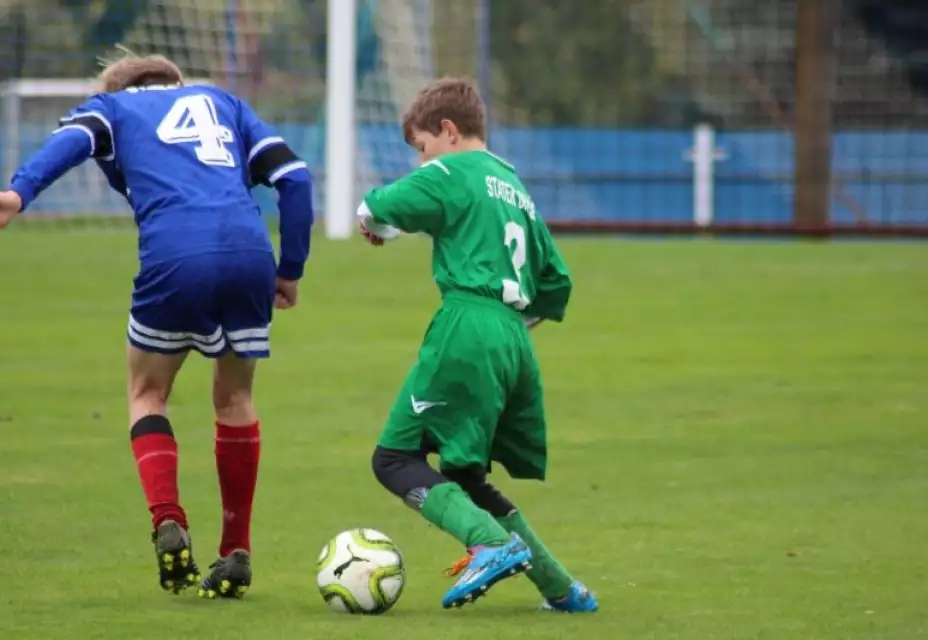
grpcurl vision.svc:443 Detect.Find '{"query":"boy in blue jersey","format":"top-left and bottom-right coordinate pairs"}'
top-left (0, 53), bottom-right (314, 599)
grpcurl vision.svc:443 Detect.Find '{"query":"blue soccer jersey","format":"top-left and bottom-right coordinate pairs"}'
top-left (8, 82), bottom-right (314, 359)
top-left (10, 83), bottom-right (313, 279)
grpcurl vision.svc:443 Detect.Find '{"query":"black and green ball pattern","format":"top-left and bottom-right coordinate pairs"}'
top-left (316, 528), bottom-right (405, 615)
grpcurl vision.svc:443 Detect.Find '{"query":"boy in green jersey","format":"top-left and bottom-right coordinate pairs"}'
top-left (357, 77), bottom-right (598, 613)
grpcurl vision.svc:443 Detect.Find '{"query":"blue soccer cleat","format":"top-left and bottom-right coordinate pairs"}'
top-left (540, 580), bottom-right (599, 613)
top-left (441, 533), bottom-right (533, 609)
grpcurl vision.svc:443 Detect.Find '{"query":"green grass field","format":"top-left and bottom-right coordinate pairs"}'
top-left (1, 231), bottom-right (926, 639)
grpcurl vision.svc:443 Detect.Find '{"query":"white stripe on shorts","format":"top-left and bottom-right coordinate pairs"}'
top-left (129, 316), bottom-right (223, 345)
top-left (230, 340), bottom-right (270, 354)
top-left (128, 326), bottom-right (228, 355)
top-left (226, 325), bottom-right (270, 342)
top-left (226, 324), bottom-right (270, 354)
top-left (128, 316), bottom-right (227, 354)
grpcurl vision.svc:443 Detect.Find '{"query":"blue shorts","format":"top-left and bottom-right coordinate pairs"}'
top-left (127, 251), bottom-right (276, 358)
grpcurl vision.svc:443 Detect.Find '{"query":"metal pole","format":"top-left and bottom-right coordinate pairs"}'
top-left (476, 0), bottom-right (492, 141)
top-left (794, 0), bottom-right (834, 231)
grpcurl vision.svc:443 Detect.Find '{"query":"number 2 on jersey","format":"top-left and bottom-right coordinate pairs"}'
top-left (156, 94), bottom-right (236, 168)
top-left (502, 221), bottom-right (530, 310)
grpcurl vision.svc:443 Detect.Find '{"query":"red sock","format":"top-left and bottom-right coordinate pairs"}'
top-left (130, 415), bottom-right (187, 530)
top-left (215, 421), bottom-right (261, 557)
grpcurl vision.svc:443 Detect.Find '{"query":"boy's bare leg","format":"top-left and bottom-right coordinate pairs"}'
top-left (126, 345), bottom-right (201, 593)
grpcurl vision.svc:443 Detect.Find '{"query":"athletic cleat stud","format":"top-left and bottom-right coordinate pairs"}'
top-left (153, 521), bottom-right (200, 595)
top-left (198, 550), bottom-right (252, 600)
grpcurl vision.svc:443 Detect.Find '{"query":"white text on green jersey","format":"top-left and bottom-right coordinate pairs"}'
top-left (485, 176), bottom-right (536, 221)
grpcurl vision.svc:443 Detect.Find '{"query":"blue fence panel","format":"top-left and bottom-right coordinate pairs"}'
top-left (8, 124), bottom-right (928, 226)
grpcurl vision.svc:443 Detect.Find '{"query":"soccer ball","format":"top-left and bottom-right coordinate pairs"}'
top-left (316, 528), bottom-right (406, 614)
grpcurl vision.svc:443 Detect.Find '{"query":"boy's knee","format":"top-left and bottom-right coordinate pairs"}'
top-left (372, 446), bottom-right (445, 507)
top-left (128, 368), bottom-right (171, 401)
top-left (371, 446), bottom-right (413, 492)
top-left (371, 446), bottom-right (394, 488)
top-left (212, 381), bottom-right (255, 425)
top-left (127, 377), bottom-right (171, 425)
top-left (212, 354), bottom-right (258, 425)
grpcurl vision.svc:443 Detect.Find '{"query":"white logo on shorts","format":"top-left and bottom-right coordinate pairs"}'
top-left (411, 396), bottom-right (447, 414)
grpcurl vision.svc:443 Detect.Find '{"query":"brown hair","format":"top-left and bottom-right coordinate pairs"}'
top-left (97, 48), bottom-right (184, 93)
top-left (402, 76), bottom-right (486, 144)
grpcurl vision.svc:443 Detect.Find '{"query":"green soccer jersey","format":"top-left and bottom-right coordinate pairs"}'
top-left (362, 150), bottom-right (572, 322)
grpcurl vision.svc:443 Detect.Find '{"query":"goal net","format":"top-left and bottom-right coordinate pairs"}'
top-left (1, 0), bottom-right (487, 232)
top-left (1, 0), bottom-right (328, 229)
top-left (4, 0), bottom-right (925, 233)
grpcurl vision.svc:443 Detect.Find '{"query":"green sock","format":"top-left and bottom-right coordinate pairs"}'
top-left (421, 483), bottom-right (511, 548)
top-left (497, 510), bottom-right (573, 599)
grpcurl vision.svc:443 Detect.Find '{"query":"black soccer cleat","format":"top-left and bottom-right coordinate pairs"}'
top-left (197, 549), bottom-right (252, 600)
top-left (152, 520), bottom-right (201, 594)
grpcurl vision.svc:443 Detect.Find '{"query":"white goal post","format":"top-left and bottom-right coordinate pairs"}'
top-left (324, 0), bottom-right (357, 240)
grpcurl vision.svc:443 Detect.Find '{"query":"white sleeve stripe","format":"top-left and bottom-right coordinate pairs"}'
top-left (357, 201), bottom-right (373, 221)
top-left (268, 160), bottom-right (308, 184)
top-left (248, 136), bottom-right (285, 162)
top-left (128, 316), bottom-right (224, 345)
top-left (53, 124), bottom-right (96, 156)
top-left (422, 158), bottom-right (450, 175)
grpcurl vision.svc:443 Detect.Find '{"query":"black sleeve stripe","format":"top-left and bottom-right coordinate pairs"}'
top-left (58, 113), bottom-right (114, 159)
top-left (54, 124), bottom-right (97, 156)
top-left (249, 143), bottom-right (299, 186)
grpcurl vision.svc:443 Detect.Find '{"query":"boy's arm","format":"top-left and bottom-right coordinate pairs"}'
top-left (8, 95), bottom-right (114, 211)
top-left (359, 159), bottom-right (451, 237)
top-left (238, 97), bottom-right (314, 281)
top-left (524, 227), bottom-right (573, 323)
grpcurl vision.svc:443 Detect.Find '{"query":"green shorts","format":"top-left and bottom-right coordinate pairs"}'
top-left (378, 290), bottom-right (547, 480)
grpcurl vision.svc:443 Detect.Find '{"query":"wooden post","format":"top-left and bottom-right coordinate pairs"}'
top-left (794, 0), bottom-right (834, 233)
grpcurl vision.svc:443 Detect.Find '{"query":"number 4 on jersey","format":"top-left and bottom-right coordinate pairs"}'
top-left (503, 221), bottom-right (531, 310)
top-left (157, 94), bottom-right (236, 168)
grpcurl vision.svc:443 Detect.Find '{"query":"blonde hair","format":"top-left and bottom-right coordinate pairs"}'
top-left (97, 46), bottom-right (184, 93)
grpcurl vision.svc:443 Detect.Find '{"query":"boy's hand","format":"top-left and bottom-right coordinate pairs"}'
top-left (274, 277), bottom-right (299, 309)
top-left (359, 220), bottom-right (385, 246)
top-left (0, 191), bottom-right (23, 229)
